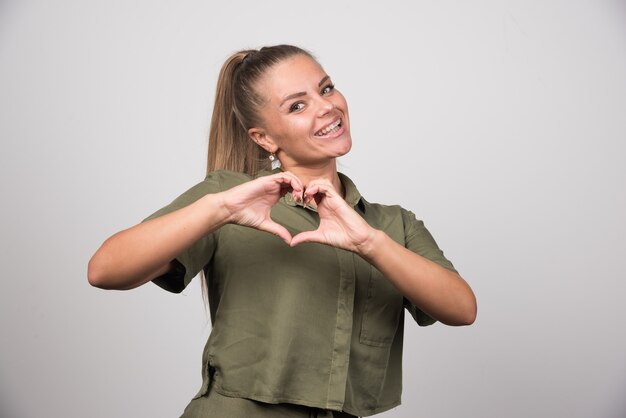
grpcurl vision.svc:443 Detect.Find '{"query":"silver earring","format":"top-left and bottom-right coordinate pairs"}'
top-left (269, 153), bottom-right (281, 170)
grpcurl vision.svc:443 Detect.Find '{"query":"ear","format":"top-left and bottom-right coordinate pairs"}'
top-left (248, 127), bottom-right (278, 154)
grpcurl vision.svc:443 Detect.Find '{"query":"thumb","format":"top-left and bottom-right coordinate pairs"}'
top-left (290, 230), bottom-right (322, 247)
top-left (259, 221), bottom-right (293, 245)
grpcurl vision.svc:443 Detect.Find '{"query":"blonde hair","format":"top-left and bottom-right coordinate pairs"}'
top-left (206, 45), bottom-right (314, 176)
top-left (201, 45), bottom-right (315, 311)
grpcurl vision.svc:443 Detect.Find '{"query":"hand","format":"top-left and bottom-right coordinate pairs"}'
top-left (290, 179), bottom-right (377, 254)
top-left (221, 172), bottom-right (304, 244)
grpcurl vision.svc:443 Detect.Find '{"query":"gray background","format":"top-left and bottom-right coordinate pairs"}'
top-left (1, 1), bottom-right (625, 417)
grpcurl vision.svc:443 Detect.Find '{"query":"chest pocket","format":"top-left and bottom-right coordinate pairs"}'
top-left (359, 266), bottom-right (404, 347)
top-left (358, 204), bottom-right (406, 347)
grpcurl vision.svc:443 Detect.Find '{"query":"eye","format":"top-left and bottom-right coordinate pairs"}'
top-left (321, 83), bottom-right (335, 95)
top-left (289, 102), bottom-right (305, 113)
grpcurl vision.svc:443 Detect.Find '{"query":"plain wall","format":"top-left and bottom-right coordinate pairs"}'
top-left (1, 1), bottom-right (625, 417)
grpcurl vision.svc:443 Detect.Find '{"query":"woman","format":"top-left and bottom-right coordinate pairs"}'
top-left (88, 45), bottom-right (476, 418)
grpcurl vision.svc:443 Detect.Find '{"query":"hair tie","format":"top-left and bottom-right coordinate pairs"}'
top-left (242, 50), bottom-right (257, 63)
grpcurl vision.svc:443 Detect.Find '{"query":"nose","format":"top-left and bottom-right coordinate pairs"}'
top-left (316, 96), bottom-right (335, 117)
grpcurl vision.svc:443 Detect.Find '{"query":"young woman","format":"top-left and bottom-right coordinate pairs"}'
top-left (88, 45), bottom-right (476, 418)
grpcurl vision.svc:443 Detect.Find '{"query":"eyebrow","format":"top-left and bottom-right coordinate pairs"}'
top-left (280, 92), bottom-right (306, 107)
top-left (279, 75), bottom-right (331, 107)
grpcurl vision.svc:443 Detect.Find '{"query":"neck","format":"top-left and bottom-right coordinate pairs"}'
top-left (281, 159), bottom-right (344, 198)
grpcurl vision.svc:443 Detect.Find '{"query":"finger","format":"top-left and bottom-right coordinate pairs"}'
top-left (271, 172), bottom-right (304, 201)
top-left (259, 220), bottom-right (293, 245)
top-left (303, 181), bottom-right (336, 197)
top-left (290, 230), bottom-right (323, 247)
top-left (282, 172), bottom-right (305, 203)
top-left (303, 182), bottom-right (335, 206)
top-left (272, 171), bottom-right (303, 191)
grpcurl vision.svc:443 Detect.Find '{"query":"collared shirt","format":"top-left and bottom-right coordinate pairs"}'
top-left (144, 169), bottom-right (457, 417)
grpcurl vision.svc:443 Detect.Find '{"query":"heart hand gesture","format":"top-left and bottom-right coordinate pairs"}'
top-left (290, 179), bottom-right (376, 255)
top-left (223, 173), bottom-right (376, 254)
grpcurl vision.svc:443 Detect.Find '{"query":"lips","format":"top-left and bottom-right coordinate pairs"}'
top-left (314, 118), bottom-right (342, 137)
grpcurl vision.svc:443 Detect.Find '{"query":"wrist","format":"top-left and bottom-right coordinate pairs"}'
top-left (215, 190), bottom-right (237, 224)
top-left (195, 192), bottom-right (233, 228)
top-left (355, 228), bottom-right (385, 260)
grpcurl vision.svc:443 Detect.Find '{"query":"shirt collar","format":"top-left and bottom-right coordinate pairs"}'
top-left (338, 172), bottom-right (363, 209)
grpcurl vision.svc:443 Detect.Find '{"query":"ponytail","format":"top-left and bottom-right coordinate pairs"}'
top-left (206, 45), bottom-right (314, 176)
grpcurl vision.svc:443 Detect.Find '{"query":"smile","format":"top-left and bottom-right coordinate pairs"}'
top-left (314, 118), bottom-right (342, 137)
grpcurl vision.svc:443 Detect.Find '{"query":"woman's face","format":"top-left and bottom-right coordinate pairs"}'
top-left (249, 54), bottom-right (352, 169)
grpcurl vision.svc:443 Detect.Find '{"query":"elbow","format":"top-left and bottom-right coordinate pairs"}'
top-left (444, 308), bottom-right (476, 327)
top-left (87, 258), bottom-right (106, 289)
top-left (457, 295), bottom-right (478, 326)
top-left (87, 254), bottom-right (116, 290)
top-left (454, 276), bottom-right (478, 326)
top-left (435, 298), bottom-right (477, 326)
top-left (442, 293), bottom-right (477, 326)
top-left (461, 304), bottom-right (477, 326)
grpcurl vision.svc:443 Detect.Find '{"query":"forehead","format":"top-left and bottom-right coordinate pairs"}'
top-left (256, 55), bottom-right (327, 101)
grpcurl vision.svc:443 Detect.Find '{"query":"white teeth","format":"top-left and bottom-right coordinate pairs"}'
top-left (316, 119), bottom-right (342, 136)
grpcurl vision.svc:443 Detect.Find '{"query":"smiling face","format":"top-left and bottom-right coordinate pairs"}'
top-left (248, 54), bottom-right (352, 170)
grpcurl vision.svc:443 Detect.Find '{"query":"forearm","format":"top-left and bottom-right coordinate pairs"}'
top-left (88, 192), bottom-right (229, 290)
top-left (360, 230), bottom-right (477, 326)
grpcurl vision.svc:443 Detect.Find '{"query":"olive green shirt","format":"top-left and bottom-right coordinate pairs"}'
top-left (145, 169), bottom-right (457, 417)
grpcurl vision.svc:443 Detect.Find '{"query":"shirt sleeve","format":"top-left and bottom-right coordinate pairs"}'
top-left (401, 209), bottom-right (458, 326)
top-left (141, 172), bottom-right (223, 293)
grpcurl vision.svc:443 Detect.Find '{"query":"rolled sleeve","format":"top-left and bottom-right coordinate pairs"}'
top-left (142, 172), bottom-right (223, 293)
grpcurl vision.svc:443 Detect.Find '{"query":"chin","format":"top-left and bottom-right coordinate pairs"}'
top-left (339, 143), bottom-right (352, 157)
top-left (337, 135), bottom-right (353, 156)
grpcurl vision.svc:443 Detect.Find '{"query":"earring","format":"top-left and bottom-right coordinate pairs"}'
top-left (269, 153), bottom-right (281, 170)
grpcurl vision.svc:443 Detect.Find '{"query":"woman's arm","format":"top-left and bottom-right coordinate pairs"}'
top-left (88, 172), bottom-right (303, 290)
top-left (87, 192), bottom-right (230, 290)
top-left (290, 179), bottom-right (477, 326)
top-left (358, 231), bottom-right (476, 326)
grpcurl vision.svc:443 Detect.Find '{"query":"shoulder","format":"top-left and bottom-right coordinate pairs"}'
top-left (359, 196), bottom-right (430, 245)
top-left (205, 169), bottom-right (280, 190)
top-left (144, 170), bottom-right (254, 221)
top-left (340, 172), bottom-right (414, 231)
top-left (361, 198), bottom-right (403, 219)
top-left (358, 198), bottom-right (416, 245)
top-left (204, 169), bottom-right (254, 191)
